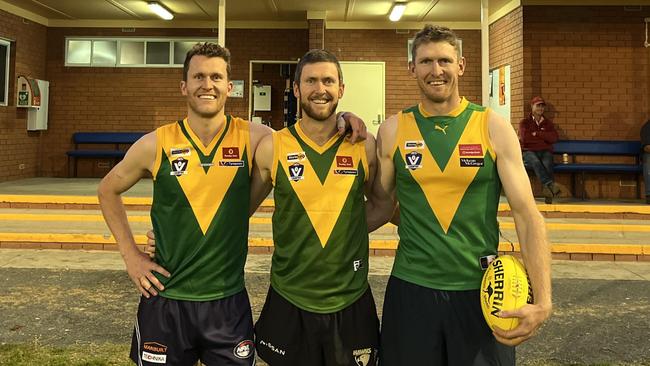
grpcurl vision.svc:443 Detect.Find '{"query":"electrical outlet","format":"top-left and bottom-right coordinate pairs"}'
top-left (18, 164), bottom-right (25, 170)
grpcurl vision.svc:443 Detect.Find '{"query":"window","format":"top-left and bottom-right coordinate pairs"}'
top-left (0, 39), bottom-right (10, 106)
top-left (65, 38), bottom-right (213, 68)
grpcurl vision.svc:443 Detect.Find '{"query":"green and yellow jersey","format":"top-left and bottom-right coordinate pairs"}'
top-left (151, 116), bottom-right (251, 301)
top-left (392, 98), bottom-right (501, 290)
top-left (270, 122), bottom-right (369, 313)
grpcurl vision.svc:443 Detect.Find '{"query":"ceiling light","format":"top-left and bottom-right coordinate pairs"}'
top-left (148, 2), bottom-right (174, 20)
top-left (389, 2), bottom-right (407, 22)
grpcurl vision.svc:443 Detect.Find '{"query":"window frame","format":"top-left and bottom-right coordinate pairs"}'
top-left (0, 39), bottom-right (10, 107)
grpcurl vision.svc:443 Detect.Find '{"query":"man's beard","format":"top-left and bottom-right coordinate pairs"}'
top-left (300, 99), bottom-right (338, 121)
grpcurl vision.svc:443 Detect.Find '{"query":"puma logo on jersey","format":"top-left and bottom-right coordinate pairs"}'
top-left (170, 157), bottom-right (188, 176)
top-left (289, 163), bottom-right (305, 182)
top-left (434, 124), bottom-right (449, 135)
top-left (405, 151), bottom-right (423, 170)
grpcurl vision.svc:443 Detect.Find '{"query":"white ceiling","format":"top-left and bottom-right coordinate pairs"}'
top-left (0, 0), bottom-right (648, 28)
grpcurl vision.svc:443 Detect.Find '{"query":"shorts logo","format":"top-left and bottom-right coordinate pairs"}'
top-left (170, 147), bottom-right (190, 157)
top-left (352, 348), bottom-right (373, 366)
top-left (170, 157), bottom-right (188, 176)
top-left (459, 158), bottom-right (484, 167)
top-left (353, 259), bottom-right (363, 272)
top-left (289, 163), bottom-right (304, 182)
top-left (405, 151), bottom-right (423, 170)
top-left (336, 155), bottom-right (353, 167)
top-left (459, 144), bottom-right (483, 156)
top-left (259, 339), bottom-right (286, 356)
top-left (142, 342), bottom-right (167, 364)
top-left (233, 340), bottom-right (254, 359)
top-left (222, 147), bottom-right (240, 159)
top-left (287, 151), bottom-right (306, 162)
top-left (405, 140), bottom-right (425, 149)
top-left (480, 254), bottom-right (497, 270)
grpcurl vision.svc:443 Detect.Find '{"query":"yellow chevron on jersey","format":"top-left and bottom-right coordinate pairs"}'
top-left (152, 117), bottom-right (251, 234)
top-left (394, 100), bottom-right (495, 234)
top-left (271, 122), bottom-right (368, 248)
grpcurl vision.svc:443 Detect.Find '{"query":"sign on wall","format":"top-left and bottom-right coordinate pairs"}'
top-left (489, 65), bottom-right (511, 123)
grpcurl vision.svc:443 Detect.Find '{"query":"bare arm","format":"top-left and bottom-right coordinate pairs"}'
top-left (98, 132), bottom-right (170, 298)
top-left (249, 133), bottom-right (274, 216)
top-left (365, 115), bottom-right (398, 233)
top-left (488, 110), bottom-right (552, 346)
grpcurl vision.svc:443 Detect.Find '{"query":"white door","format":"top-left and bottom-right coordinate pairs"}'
top-left (338, 62), bottom-right (385, 137)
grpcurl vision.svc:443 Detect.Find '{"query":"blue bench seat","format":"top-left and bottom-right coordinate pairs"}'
top-left (66, 132), bottom-right (146, 177)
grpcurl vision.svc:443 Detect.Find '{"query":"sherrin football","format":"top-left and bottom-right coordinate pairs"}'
top-left (480, 255), bottom-right (534, 331)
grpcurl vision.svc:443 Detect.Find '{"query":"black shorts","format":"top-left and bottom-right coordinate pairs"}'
top-left (130, 289), bottom-right (255, 366)
top-left (255, 286), bottom-right (379, 366)
top-left (380, 276), bottom-right (515, 366)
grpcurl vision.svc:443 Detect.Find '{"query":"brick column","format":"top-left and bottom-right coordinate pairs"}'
top-left (308, 19), bottom-right (324, 50)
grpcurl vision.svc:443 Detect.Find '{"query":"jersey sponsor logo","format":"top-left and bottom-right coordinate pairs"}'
top-left (336, 155), bottom-right (354, 167)
top-left (353, 259), bottom-right (363, 272)
top-left (459, 144), bottom-right (483, 156)
top-left (287, 151), bottom-right (306, 162)
top-left (170, 147), bottom-right (191, 157)
top-left (222, 147), bottom-right (240, 159)
top-left (170, 157), bottom-right (188, 176)
top-left (218, 160), bottom-right (245, 167)
top-left (142, 342), bottom-right (167, 364)
top-left (289, 163), bottom-right (305, 182)
top-left (404, 140), bottom-right (425, 149)
top-left (459, 157), bottom-right (484, 167)
top-left (233, 340), bottom-right (254, 359)
top-left (352, 348), bottom-right (374, 366)
top-left (334, 169), bottom-right (358, 176)
top-left (405, 151), bottom-right (423, 170)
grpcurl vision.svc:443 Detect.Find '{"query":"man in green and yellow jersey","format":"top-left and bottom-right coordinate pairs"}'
top-left (249, 49), bottom-right (380, 366)
top-left (366, 25), bottom-right (553, 365)
top-left (98, 43), bottom-right (272, 365)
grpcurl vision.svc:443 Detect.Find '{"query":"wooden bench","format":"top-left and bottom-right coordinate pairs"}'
top-left (66, 132), bottom-right (146, 177)
top-left (550, 140), bottom-right (643, 199)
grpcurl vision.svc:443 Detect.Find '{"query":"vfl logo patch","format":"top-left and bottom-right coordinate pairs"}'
top-left (460, 158), bottom-right (484, 167)
top-left (287, 151), bottom-right (306, 162)
top-left (142, 342), bottom-right (167, 364)
top-left (218, 160), bottom-right (245, 167)
top-left (334, 169), bottom-right (358, 176)
top-left (405, 151), bottom-right (423, 170)
top-left (459, 144), bottom-right (483, 156)
top-left (170, 157), bottom-right (188, 176)
top-left (336, 155), bottom-right (353, 167)
top-left (170, 147), bottom-right (190, 157)
top-left (405, 140), bottom-right (425, 149)
top-left (352, 348), bottom-right (373, 366)
top-left (222, 147), bottom-right (240, 159)
top-left (233, 340), bottom-right (254, 359)
top-left (289, 163), bottom-right (305, 182)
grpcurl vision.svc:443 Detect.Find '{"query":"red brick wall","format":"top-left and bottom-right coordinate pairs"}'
top-left (324, 28), bottom-right (482, 118)
top-left (490, 6), bottom-right (524, 126)
top-left (42, 28), bottom-right (306, 177)
top-left (0, 10), bottom-right (47, 182)
top-left (309, 19), bottom-right (325, 50)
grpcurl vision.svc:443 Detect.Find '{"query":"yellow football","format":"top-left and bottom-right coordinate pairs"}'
top-left (480, 255), bottom-right (533, 331)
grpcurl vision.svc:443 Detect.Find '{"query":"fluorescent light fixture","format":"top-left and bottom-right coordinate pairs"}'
top-left (389, 2), bottom-right (406, 22)
top-left (148, 2), bottom-right (174, 20)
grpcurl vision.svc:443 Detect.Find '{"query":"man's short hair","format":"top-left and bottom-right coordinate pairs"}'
top-left (294, 49), bottom-right (343, 86)
top-left (411, 24), bottom-right (462, 62)
top-left (183, 42), bottom-right (231, 81)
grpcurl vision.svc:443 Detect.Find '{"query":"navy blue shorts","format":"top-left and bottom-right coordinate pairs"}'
top-left (380, 276), bottom-right (515, 366)
top-left (130, 289), bottom-right (255, 366)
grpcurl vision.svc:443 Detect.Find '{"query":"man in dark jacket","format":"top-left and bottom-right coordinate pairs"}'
top-left (519, 96), bottom-right (560, 203)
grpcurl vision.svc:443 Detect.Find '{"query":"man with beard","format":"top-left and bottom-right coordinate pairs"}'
top-left (248, 49), bottom-right (380, 366)
top-left (365, 25), bottom-right (552, 365)
top-left (98, 43), bottom-right (270, 365)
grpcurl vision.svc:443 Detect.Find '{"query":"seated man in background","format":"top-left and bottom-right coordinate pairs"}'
top-left (519, 96), bottom-right (560, 203)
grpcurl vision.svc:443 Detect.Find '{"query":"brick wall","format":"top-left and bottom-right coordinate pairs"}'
top-left (490, 6), bottom-right (524, 127)
top-left (42, 28), bottom-right (306, 177)
top-left (0, 10), bottom-right (47, 182)
top-left (325, 28), bottom-right (482, 118)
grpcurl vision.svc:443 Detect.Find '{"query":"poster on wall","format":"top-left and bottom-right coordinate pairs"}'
top-left (488, 65), bottom-right (510, 122)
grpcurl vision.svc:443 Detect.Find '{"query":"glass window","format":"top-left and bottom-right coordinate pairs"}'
top-left (67, 40), bottom-right (91, 64)
top-left (0, 40), bottom-right (9, 106)
top-left (119, 41), bottom-right (145, 65)
top-left (92, 40), bottom-right (117, 65)
top-left (146, 41), bottom-right (170, 65)
top-left (174, 41), bottom-right (197, 64)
